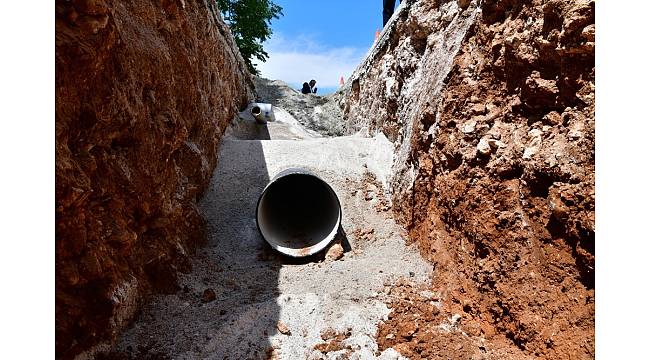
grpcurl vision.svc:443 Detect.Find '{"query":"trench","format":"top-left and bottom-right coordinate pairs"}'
top-left (59, 0), bottom-right (596, 358)
top-left (107, 81), bottom-right (433, 359)
top-left (104, 2), bottom-right (479, 358)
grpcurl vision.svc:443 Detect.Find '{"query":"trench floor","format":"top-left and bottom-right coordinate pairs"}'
top-left (111, 102), bottom-right (431, 359)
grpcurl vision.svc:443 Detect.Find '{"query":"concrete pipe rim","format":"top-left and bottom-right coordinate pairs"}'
top-left (256, 168), bottom-right (342, 258)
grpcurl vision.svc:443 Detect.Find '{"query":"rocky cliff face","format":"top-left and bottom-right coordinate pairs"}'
top-left (340, 0), bottom-right (594, 358)
top-left (55, 0), bottom-right (253, 358)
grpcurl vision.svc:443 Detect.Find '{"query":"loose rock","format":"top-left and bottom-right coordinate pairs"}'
top-left (487, 138), bottom-right (505, 149)
top-left (201, 288), bottom-right (217, 303)
top-left (277, 321), bottom-right (291, 335)
top-left (523, 129), bottom-right (543, 159)
top-left (462, 120), bottom-right (477, 134)
top-left (325, 243), bottom-right (345, 261)
top-left (476, 137), bottom-right (492, 155)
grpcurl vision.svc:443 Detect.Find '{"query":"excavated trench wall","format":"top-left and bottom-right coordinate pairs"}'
top-left (339, 0), bottom-right (594, 358)
top-left (55, 0), bottom-right (253, 358)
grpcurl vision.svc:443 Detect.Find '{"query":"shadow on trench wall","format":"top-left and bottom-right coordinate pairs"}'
top-left (100, 126), bottom-right (282, 359)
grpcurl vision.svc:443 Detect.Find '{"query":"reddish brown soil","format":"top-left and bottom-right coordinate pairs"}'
top-left (377, 0), bottom-right (595, 359)
top-left (55, 0), bottom-right (252, 358)
top-left (377, 280), bottom-right (532, 359)
top-left (313, 328), bottom-right (353, 355)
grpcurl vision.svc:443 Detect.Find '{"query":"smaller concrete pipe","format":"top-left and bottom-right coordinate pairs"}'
top-left (250, 103), bottom-right (274, 124)
top-left (256, 168), bottom-right (341, 257)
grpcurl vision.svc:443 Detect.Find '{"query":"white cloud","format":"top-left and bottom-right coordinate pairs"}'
top-left (254, 33), bottom-right (367, 89)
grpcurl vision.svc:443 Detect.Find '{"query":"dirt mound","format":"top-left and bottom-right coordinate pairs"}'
top-left (253, 77), bottom-right (346, 136)
top-left (340, 0), bottom-right (595, 358)
top-left (55, 0), bottom-right (252, 358)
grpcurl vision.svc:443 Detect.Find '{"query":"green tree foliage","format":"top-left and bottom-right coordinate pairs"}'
top-left (216, 0), bottom-right (283, 75)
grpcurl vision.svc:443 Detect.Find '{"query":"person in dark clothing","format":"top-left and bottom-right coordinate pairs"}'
top-left (309, 79), bottom-right (318, 94)
top-left (301, 82), bottom-right (311, 94)
top-left (383, 0), bottom-right (400, 27)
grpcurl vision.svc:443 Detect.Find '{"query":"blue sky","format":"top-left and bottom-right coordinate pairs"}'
top-left (254, 1), bottom-right (397, 94)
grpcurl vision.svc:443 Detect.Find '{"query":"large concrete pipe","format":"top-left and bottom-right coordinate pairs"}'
top-left (256, 168), bottom-right (342, 257)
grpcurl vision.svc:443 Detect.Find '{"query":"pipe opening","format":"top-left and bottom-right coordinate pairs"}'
top-left (257, 172), bottom-right (341, 256)
top-left (251, 106), bottom-right (261, 116)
